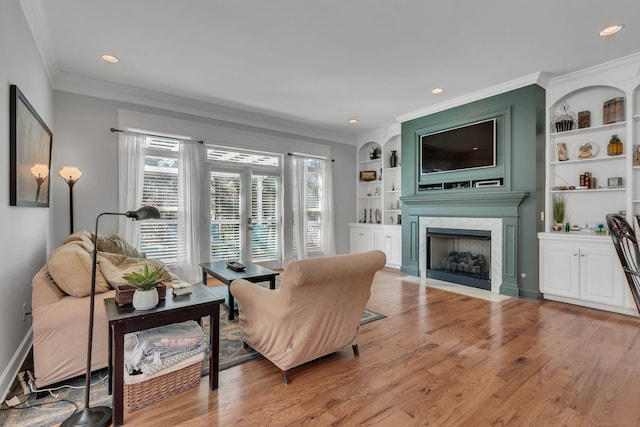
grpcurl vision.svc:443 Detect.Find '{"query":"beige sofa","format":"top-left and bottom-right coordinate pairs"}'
top-left (230, 250), bottom-right (386, 384)
top-left (31, 231), bottom-right (169, 387)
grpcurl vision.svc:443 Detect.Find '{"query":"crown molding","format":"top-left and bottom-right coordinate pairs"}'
top-left (19, 0), bottom-right (56, 84)
top-left (52, 72), bottom-right (357, 145)
top-left (548, 51), bottom-right (640, 86)
top-left (396, 72), bottom-right (550, 123)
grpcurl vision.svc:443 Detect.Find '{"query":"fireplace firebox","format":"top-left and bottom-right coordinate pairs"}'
top-left (426, 227), bottom-right (491, 290)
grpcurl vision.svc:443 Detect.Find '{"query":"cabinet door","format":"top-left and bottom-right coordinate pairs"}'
top-left (349, 227), bottom-right (373, 254)
top-left (388, 229), bottom-right (402, 267)
top-left (540, 241), bottom-right (580, 298)
top-left (579, 243), bottom-right (625, 306)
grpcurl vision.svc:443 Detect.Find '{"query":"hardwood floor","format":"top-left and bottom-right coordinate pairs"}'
top-left (123, 268), bottom-right (640, 426)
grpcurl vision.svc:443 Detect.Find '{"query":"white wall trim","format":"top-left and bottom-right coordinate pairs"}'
top-left (54, 72), bottom-right (355, 145)
top-left (0, 328), bottom-right (32, 402)
top-left (19, 0), bottom-right (55, 84)
top-left (396, 72), bottom-right (550, 123)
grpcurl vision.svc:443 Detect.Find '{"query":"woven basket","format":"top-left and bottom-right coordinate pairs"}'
top-left (124, 358), bottom-right (203, 412)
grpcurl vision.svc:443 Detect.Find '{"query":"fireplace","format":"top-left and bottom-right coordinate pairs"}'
top-left (426, 228), bottom-right (491, 290)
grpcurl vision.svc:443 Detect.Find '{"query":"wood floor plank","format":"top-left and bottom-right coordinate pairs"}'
top-left (121, 268), bottom-right (640, 426)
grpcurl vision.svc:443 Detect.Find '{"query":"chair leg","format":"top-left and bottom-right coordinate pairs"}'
top-left (282, 370), bottom-right (289, 386)
top-left (352, 344), bottom-right (359, 356)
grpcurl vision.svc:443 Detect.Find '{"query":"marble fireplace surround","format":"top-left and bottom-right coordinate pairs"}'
top-left (401, 191), bottom-right (529, 297)
top-left (420, 217), bottom-right (502, 293)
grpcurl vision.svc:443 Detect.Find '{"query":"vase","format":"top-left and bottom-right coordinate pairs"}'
top-left (132, 287), bottom-right (159, 310)
top-left (607, 134), bottom-right (622, 156)
top-left (390, 150), bottom-right (398, 168)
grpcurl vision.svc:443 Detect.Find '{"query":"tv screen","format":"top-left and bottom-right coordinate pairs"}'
top-left (421, 118), bottom-right (496, 175)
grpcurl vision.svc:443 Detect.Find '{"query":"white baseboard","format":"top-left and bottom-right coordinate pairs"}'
top-left (0, 327), bottom-right (32, 402)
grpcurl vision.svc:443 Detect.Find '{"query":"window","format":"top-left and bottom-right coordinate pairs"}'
top-left (293, 158), bottom-right (324, 254)
top-left (139, 137), bottom-right (179, 264)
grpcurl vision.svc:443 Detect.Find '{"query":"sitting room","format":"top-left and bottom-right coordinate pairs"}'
top-left (2, 1), bottom-right (640, 426)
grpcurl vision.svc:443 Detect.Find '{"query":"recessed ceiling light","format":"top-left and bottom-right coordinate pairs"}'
top-left (348, 118), bottom-right (358, 124)
top-left (432, 88), bottom-right (444, 95)
top-left (600, 25), bottom-right (624, 36)
top-left (102, 54), bottom-right (119, 63)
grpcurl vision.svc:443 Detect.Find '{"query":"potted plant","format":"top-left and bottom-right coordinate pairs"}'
top-left (369, 146), bottom-right (381, 160)
top-left (122, 264), bottom-right (166, 310)
top-left (552, 195), bottom-right (566, 231)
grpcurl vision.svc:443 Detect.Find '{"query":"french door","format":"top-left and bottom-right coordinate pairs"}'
top-left (209, 168), bottom-right (281, 268)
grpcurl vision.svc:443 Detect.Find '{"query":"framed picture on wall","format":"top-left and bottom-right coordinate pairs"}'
top-left (9, 84), bottom-right (53, 207)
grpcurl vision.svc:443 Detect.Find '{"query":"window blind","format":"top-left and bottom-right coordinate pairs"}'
top-left (251, 174), bottom-right (279, 261)
top-left (210, 171), bottom-right (241, 261)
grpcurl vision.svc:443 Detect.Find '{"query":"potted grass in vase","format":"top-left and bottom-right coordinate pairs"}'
top-left (552, 195), bottom-right (566, 232)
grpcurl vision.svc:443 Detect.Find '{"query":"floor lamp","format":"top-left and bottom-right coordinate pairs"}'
top-left (59, 166), bottom-right (83, 235)
top-left (61, 206), bottom-right (161, 427)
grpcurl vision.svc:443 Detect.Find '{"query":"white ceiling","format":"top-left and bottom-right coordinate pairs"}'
top-left (22, 0), bottom-right (640, 142)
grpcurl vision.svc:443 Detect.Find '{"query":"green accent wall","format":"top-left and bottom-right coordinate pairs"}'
top-left (400, 84), bottom-right (545, 299)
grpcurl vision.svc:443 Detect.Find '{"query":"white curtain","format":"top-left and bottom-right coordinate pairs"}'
top-left (319, 159), bottom-right (336, 256)
top-left (290, 156), bottom-right (307, 260)
top-left (118, 133), bottom-right (145, 246)
top-left (178, 141), bottom-right (205, 283)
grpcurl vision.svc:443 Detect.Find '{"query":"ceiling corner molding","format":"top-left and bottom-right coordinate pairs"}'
top-left (548, 51), bottom-right (640, 87)
top-left (395, 72), bottom-right (548, 123)
top-left (19, 0), bottom-right (57, 84)
top-left (53, 72), bottom-right (356, 145)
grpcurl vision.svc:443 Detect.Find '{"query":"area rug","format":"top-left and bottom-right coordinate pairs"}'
top-left (0, 305), bottom-right (385, 427)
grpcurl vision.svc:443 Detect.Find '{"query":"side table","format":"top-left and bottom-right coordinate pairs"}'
top-left (105, 284), bottom-right (223, 425)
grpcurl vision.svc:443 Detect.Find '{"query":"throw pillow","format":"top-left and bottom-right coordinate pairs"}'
top-left (97, 252), bottom-right (171, 289)
top-left (95, 234), bottom-right (143, 258)
top-left (48, 242), bottom-right (111, 297)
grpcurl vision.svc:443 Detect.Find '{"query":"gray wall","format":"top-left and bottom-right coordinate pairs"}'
top-left (0, 1), bottom-right (54, 399)
top-left (51, 91), bottom-right (357, 255)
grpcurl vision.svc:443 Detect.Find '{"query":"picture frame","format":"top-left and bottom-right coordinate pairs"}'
top-left (359, 170), bottom-right (377, 181)
top-left (9, 84), bottom-right (53, 207)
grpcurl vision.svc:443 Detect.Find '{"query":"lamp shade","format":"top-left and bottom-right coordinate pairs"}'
top-left (59, 166), bottom-right (83, 182)
top-left (125, 206), bottom-right (161, 220)
top-left (30, 163), bottom-right (49, 179)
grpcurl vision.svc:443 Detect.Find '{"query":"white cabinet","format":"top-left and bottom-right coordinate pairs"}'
top-left (349, 224), bottom-right (402, 269)
top-left (539, 233), bottom-right (635, 316)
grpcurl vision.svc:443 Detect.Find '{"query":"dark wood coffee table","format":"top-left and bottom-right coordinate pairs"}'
top-left (105, 284), bottom-right (223, 425)
top-left (200, 261), bottom-right (279, 320)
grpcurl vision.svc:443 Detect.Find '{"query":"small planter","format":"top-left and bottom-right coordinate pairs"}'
top-left (132, 288), bottom-right (159, 310)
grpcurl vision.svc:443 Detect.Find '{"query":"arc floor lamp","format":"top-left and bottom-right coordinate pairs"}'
top-left (61, 206), bottom-right (161, 427)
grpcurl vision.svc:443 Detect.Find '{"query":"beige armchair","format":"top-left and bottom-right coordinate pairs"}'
top-left (230, 250), bottom-right (386, 384)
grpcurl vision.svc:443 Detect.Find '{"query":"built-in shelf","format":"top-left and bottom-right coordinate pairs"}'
top-left (549, 121), bottom-right (626, 138)
top-left (550, 188), bottom-right (625, 194)
top-left (359, 196), bottom-right (382, 199)
top-left (549, 155), bottom-right (626, 166)
top-left (359, 158), bottom-right (382, 165)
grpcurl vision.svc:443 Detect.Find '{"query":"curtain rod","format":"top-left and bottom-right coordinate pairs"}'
top-left (110, 127), bottom-right (204, 144)
top-left (288, 152), bottom-right (335, 162)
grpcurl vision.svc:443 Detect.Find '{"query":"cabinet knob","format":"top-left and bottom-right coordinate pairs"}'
top-left (359, 233), bottom-right (364, 236)
top-left (573, 253), bottom-right (578, 257)
top-left (580, 254), bottom-right (585, 257)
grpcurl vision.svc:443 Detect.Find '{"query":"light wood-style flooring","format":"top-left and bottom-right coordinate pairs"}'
top-left (123, 268), bottom-right (640, 426)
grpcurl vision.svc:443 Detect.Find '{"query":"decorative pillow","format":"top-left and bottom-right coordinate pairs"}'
top-left (47, 242), bottom-right (111, 297)
top-left (95, 234), bottom-right (142, 258)
top-left (63, 230), bottom-right (94, 246)
top-left (97, 252), bottom-right (171, 289)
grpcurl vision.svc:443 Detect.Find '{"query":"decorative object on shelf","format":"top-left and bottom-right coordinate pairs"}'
top-left (552, 195), bottom-right (566, 231)
top-left (60, 205), bottom-right (161, 427)
top-left (391, 182), bottom-right (395, 191)
top-left (397, 214), bottom-right (401, 225)
top-left (579, 171), bottom-right (596, 189)
top-left (633, 145), bottom-right (640, 166)
top-left (603, 97), bottom-right (625, 124)
top-left (551, 102), bottom-right (577, 132)
top-left (390, 216), bottom-right (394, 224)
top-left (396, 199), bottom-right (401, 209)
top-left (367, 188), bottom-right (371, 197)
top-left (375, 186), bottom-right (380, 196)
top-left (362, 209), bottom-right (367, 223)
top-left (390, 150), bottom-right (398, 168)
top-left (359, 170), bottom-right (377, 181)
top-left (369, 209), bottom-right (373, 224)
top-left (565, 222), bottom-right (571, 232)
top-left (369, 146), bottom-right (381, 160)
top-left (557, 142), bottom-right (569, 161)
top-left (607, 177), bottom-right (623, 188)
top-left (59, 166), bottom-right (83, 234)
top-left (379, 167), bottom-right (382, 180)
top-left (9, 85), bottom-right (53, 208)
top-left (578, 111), bottom-right (591, 128)
top-left (576, 142), bottom-right (597, 159)
top-left (607, 134), bottom-right (623, 156)
top-left (375, 208), bottom-right (381, 224)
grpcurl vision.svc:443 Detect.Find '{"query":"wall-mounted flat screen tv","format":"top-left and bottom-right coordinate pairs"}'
top-left (421, 118), bottom-right (496, 175)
